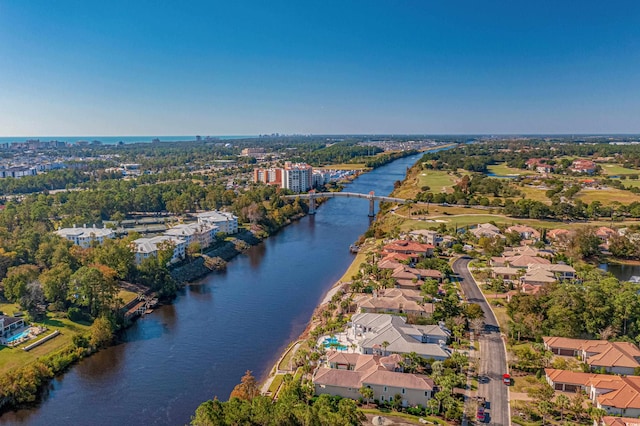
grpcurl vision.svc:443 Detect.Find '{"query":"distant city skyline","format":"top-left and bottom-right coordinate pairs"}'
top-left (1, 1), bottom-right (639, 135)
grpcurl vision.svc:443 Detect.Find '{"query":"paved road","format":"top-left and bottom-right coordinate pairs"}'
top-left (453, 256), bottom-right (510, 425)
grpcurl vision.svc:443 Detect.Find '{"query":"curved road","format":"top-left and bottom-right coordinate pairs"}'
top-left (453, 256), bottom-right (510, 425)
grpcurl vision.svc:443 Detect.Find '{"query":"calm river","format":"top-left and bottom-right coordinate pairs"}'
top-left (0, 153), bottom-right (423, 426)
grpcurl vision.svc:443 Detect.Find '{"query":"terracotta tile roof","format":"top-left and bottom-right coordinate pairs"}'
top-left (315, 352), bottom-right (435, 392)
top-left (383, 240), bottom-right (434, 254)
top-left (547, 229), bottom-right (571, 239)
top-left (588, 342), bottom-right (640, 369)
top-left (314, 367), bottom-right (363, 389)
top-left (590, 375), bottom-right (640, 410)
top-left (378, 258), bottom-right (405, 269)
top-left (602, 416), bottom-right (640, 426)
top-left (544, 368), bottom-right (597, 386)
top-left (543, 336), bottom-right (589, 351)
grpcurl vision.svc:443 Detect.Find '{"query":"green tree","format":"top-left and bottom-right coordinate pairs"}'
top-left (90, 315), bottom-right (114, 347)
top-left (40, 263), bottom-right (73, 307)
top-left (1, 264), bottom-right (39, 302)
top-left (359, 385), bottom-right (374, 404)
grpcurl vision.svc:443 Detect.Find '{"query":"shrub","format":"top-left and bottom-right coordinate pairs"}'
top-left (67, 307), bottom-right (83, 322)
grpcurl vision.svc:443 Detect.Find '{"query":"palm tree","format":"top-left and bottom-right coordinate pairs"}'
top-left (555, 394), bottom-right (570, 422)
top-left (359, 386), bottom-right (374, 405)
top-left (381, 341), bottom-right (390, 356)
top-left (589, 407), bottom-right (607, 425)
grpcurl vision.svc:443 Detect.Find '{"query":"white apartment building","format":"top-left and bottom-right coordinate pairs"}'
top-left (55, 224), bottom-right (116, 248)
top-left (283, 162), bottom-right (313, 192)
top-left (132, 235), bottom-right (186, 265)
top-left (164, 222), bottom-right (218, 249)
top-left (196, 211), bottom-right (238, 235)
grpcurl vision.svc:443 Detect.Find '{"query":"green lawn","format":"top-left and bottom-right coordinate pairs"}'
top-left (487, 163), bottom-right (529, 176)
top-left (267, 374), bottom-right (285, 395)
top-left (600, 163), bottom-right (639, 175)
top-left (278, 341), bottom-right (299, 371)
top-left (117, 290), bottom-right (139, 305)
top-left (0, 302), bottom-right (20, 316)
top-left (0, 315), bottom-right (90, 375)
top-left (515, 186), bottom-right (551, 203)
top-left (617, 178), bottom-right (640, 188)
top-left (576, 188), bottom-right (640, 204)
top-left (417, 170), bottom-right (459, 193)
top-left (339, 241), bottom-right (377, 282)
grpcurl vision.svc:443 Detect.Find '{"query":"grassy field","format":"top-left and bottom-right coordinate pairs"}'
top-left (267, 374), bottom-right (285, 395)
top-left (117, 290), bottom-right (139, 305)
top-left (397, 212), bottom-right (640, 232)
top-left (515, 186), bottom-right (551, 203)
top-left (417, 170), bottom-right (458, 192)
top-left (0, 315), bottom-right (90, 375)
top-left (487, 163), bottom-right (529, 176)
top-left (278, 341), bottom-right (299, 371)
top-left (576, 188), bottom-right (640, 204)
top-left (339, 242), bottom-right (376, 282)
top-left (618, 178), bottom-right (640, 188)
top-left (0, 302), bottom-right (20, 316)
top-left (600, 163), bottom-right (639, 175)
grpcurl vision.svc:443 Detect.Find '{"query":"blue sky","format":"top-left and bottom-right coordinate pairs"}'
top-left (1, 1), bottom-right (639, 136)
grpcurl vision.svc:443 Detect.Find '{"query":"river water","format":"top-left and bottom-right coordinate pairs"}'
top-left (0, 153), bottom-right (422, 426)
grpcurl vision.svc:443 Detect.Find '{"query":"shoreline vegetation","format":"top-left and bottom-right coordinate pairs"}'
top-left (0, 145), bottom-right (426, 415)
top-left (191, 139), bottom-right (640, 425)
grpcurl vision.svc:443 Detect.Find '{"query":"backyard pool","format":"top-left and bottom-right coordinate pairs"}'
top-left (6, 329), bottom-right (31, 344)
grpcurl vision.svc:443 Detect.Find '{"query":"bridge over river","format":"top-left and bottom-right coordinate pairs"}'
top-left (283, 191), bottom-right (412, 216)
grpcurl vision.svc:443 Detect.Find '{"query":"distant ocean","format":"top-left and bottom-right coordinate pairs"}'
top-left (0, 135), bottom-right (257, 145)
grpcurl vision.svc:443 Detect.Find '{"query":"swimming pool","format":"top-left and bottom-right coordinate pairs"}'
top-left (323, 337), bottom-right (347, 351)
top-left (6, 329), bottom-right (31, 344)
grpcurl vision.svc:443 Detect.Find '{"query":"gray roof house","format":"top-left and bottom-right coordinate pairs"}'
top-left (349, 313), bottom-right (450, 360)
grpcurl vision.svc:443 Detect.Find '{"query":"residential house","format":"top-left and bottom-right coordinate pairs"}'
top-left (196, 211), bottom-right (238, 235)
top-left (528, 263), bottom-right (576, 280)
top-left (391, 265), bottom-right (442, 290)
top-left (596, 227), bottom-right (618, 244)
top-left (491, 266), bottom-right (521, 281)
top-left (383, 240), bottom-right (435, 259)
top-left (313, 351), bottom-right (435, 406)
top-left (600, 416), bottom-right (640, 426)
top-left (526, 158), bottom-right (554, 173)
top-left (545, 368), bottom-right (596, 392)
top-left (356, 288), bottom-right (435, 317)
top-left (505, 225), bottom-right (541, 241)
top-left (588, 375), bottom-right (640, 417)
top-left (0, 315), bottom-right (25, 339)
top-left (570, 159), bottom-right (597, 174)
top-left (350, 313), bottom-right (450, 360)
top-left (55, 224), bottom-right (116, 248)
top-left (547, 228), bottom-right (572, 242)
top-left (470, 223), bottom-right (503, 239)
top-left (520, 268), bottom-right (557, 286)
top-left (491, 254), bottom-right (551, 268)
top-left (408, 229), bottom-right (443, 247)
top-left (543, 337), bottom-right (640, 375)
top-left (543, 336), bottom-right (592, 357)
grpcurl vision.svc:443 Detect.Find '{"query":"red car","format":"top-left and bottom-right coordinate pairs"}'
top-left (503, 373), bottom-right (511, 385)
